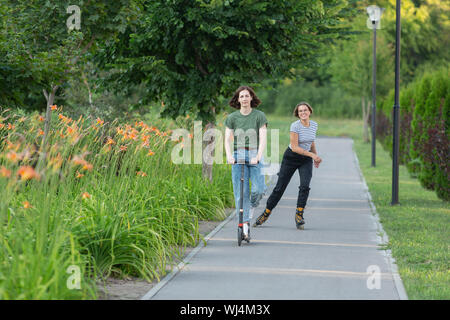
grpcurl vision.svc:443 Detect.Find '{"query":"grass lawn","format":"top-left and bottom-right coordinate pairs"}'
top-left (266, 114), bottom-right (450, 300)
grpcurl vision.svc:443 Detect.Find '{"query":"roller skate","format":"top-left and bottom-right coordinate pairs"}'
top-left (253, 208), bottom-right (271, 227)
top-left (295, 207), bottom-right (305, 230)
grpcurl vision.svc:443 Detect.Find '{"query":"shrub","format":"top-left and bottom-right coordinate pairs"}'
top-left (418, 70), bottom-right (447, 190)
top-left (409, 73), bottom-right (433, 175)
top-left (375, 66), bottom-right (449, 201)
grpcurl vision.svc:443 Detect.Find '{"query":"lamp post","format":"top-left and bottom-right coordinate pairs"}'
top-left (392, 0), bottom-right (401, 205)
top-left (366, 5), bottom-right (384, 168)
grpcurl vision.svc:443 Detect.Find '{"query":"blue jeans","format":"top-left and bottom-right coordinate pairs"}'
top-left (232, 149), bottom-right (265, 223)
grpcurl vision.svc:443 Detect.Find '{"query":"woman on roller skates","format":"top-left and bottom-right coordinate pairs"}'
top-left (254, 102), bottom-right (321, 230)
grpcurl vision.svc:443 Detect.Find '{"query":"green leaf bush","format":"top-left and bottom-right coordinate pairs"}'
top-left (375, 66), bottom-right (449, 201)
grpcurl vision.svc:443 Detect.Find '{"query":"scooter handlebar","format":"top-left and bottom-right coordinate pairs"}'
top-left (231, 160), bottom-right (259, 164)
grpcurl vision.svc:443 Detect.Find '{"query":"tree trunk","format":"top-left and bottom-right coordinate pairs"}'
top-left (202, 107), bottom-right (216, 182)
top-left (82, 71), bottom-right (94, 109)
top-left (362, 97), bottom-right (370, 143)
top-left (38, 85), bottom-right (59, 169)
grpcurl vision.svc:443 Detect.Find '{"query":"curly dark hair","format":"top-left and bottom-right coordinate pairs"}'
top-left (293, 102), bottom-right (313, 118)
top-left (228, 86), bottom-right (262, 109)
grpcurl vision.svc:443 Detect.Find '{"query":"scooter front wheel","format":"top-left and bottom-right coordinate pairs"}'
top-left (237, 227), bottom-right (243, 246)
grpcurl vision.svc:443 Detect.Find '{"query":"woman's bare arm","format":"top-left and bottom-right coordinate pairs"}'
top-left (290, 132), bottom-right (319, 161)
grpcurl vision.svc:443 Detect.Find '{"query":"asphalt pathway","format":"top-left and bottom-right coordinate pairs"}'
top-left (144, 137), bottom-right (407, 300)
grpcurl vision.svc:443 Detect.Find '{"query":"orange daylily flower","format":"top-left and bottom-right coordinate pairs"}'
top-left (72, 155), bottom-right (87, 166)
top-left (38, 116), bottom-right (45, 122)
top-left (17, 166), bottom-right (40, 181)
top-left (96, 118), bottom-right (104, 126)
top-left (38, 129), bottom-right (45, 136)
top-left (7, 123), bottom-right (15, 130)
top-left (72, 155), bottom-right (93, 171)
top-left (147, 150), bottom-right (155, 156)
top-left (5, 140), bottom-right (18, 150)
top-left (82, 163), bottom-right (93, 171)
top-left (51, 105), bottom-right (58, 111)
top-left (120, 145), bottom-right (127, 152)
top-left (23, 201), bottom-right (32, 209)
top-left (129, 132), bottom-right (137, 140)
top-left (58, 114), bottom-right (72, 124)
top-left (0, 123), bottom-right (4, 129)
top-left (76, 171), bottom-right (84, 179)
top-left (106, 137), bottom-right (116, 145)
top-left (6, 151), bottom-right (20, 162)
top-left (0, 166), bottom-right (11, 178)
top-left (81, 192), bottom-right (91, 199)
top-left (136, 171), bottom-right (147, 177)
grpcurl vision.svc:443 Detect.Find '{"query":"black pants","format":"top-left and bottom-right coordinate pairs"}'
top-left (266, 147), bottom-right (313, 211)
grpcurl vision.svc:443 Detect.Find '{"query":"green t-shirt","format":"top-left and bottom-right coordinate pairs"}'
top-left (225, 109), bottom-right (268, 150)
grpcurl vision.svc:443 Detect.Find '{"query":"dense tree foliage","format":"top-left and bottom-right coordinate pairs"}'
top-left (0, 0), bottom-right (140, 111)
top-left (96, 0), bottom-right (354, 123)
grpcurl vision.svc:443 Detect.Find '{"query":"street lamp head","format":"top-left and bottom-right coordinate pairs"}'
top-left (366, 5), bottom-right (385, 23)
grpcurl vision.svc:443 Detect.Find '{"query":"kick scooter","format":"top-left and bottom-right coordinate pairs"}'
top-left (234, 159), bottom-right (258, 246)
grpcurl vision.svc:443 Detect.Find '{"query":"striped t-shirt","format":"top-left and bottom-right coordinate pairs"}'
top-left (288, 120), bottom-right (318, 152)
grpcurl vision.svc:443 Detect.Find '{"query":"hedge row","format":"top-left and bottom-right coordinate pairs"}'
top-left (375, 66), bottom-right (449, 201)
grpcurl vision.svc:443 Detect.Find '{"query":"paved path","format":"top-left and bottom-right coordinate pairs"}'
top-left (144, 137), bottom-right (407, 300)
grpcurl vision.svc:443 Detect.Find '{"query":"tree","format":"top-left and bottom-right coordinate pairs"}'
top-left (329, 19), bottom-right (394, 142)
top-left (0, 0), bottom-right (140, 165)
top-left (97, 0), bottom-right (354, 181)
top-left (381, 0), bottom-right (449, 82)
